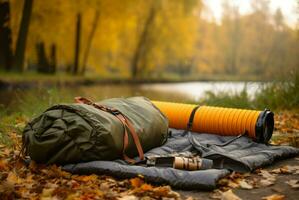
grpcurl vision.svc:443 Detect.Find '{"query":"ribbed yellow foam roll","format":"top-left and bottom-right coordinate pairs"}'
top-left (152, 101), bottom-right (274, 143)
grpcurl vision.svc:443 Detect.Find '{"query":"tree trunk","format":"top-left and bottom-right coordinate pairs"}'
top-left (36, 41), bottom-right (49, 73)
top-left (13, 0), bottom-right (33, 72)
top-left (49, 43), bottom-right (56, 74)
top-left (81, 10), bottom-right (99, 75)
top-left (0, 0), bottom-right (13, 71)
top-left (73, 13), bottom-right (81, 75)
top-left (131, 5), bottom-right (157, 79)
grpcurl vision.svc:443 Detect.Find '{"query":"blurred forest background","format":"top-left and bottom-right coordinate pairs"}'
top-left (1, 0), bottom-right (298, 80)
top-left (1, 2), bottom-right (299, 198)
top-left (0, 0), bottom-right (299, 148)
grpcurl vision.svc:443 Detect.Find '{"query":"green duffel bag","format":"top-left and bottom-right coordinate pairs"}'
top-left (22, 96), bottom-right (168, 164)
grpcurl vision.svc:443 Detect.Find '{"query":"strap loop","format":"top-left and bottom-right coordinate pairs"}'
top-left (74, 97), bottom-right (144, 163)
top-left (183, 105), bottom-right (200, 136)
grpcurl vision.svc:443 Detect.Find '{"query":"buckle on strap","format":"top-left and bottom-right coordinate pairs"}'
top-left (107, 107), bottom-right (121, 115)
top-left (74, 96), bottom-right (144, 163)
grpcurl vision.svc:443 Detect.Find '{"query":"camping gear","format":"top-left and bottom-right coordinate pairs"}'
top-left (152, 101), bottom-right (274, 143)
top-left (63, 129), bottom-right (299, 190)
top-left (22, 97), bottom-right (168, 164)
top-left (145, 154), bottom-right (213, 171)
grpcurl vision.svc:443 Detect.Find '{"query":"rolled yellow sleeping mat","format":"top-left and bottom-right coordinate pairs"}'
top-left (152, 101), bottom-right (274, 143)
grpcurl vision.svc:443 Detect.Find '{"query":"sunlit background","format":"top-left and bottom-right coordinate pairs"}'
top-left (1, 2), bottom-right (299, 198)
top-left (204, 0), bottom-right (297, 27)
top-left (0, 0), bottom-right (298, 153)
top-left (0, 0), bottom-right (298, 115)
top-left (2, 0), bottom-right (298, 79)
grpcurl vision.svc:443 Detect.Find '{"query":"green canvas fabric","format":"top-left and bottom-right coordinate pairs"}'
top-left (23, 97), bottom-right (168, 164)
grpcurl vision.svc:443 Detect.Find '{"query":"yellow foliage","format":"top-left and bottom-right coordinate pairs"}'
top-left (9, 0), bottom-right (202, 76)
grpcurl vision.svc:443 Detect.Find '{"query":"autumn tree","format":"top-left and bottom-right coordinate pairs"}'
top-left (130, 2), bottom-right (158, 79)
top-left (0, 0), bottom-right (13, 71)
top-left (220, 1), bottom-right (242, 74)
top-left (13, 0), bottom-right (33, 71)
top-left (6, 0), bottom-right (298, 79)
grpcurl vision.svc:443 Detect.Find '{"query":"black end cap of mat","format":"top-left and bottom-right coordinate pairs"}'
top-left (255, 109), bottom-right (274, 144)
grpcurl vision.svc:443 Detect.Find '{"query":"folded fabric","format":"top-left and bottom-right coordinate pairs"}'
top-left (63, 129), bottom-right (299, 190)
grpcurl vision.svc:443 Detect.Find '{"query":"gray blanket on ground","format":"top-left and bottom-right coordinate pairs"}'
top-left (63, 129), bottom-right (299, 190)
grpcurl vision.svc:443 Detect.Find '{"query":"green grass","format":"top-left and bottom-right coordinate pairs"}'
top-left (199, 88), bottom-right (254, 109)
top-left (199, 71), bottom-right (299, 110)
top-left (0, 70), bottom-right (266, 83)
top-left (1, 71), bottom-right (298, 145)
top-left (0, 70), bottom-right (124, 83)
top-left (0, 87), bottom-right (77, 145)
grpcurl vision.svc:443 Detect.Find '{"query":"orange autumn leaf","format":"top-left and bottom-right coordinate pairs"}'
top-left (0, 159), bottom-right (9, 171)
top-left (140, 183), bottom-right (153, 191)
top-left (153, 186), bottom-right (171, 196)
top-left (73, 174), bottom-right (98, 182)
top-left (130, 177), bottom-right (144, 188)
top-left (6, 172), bottom-right (24, 185)
top-left (262, 194), bottom-right (285, 200)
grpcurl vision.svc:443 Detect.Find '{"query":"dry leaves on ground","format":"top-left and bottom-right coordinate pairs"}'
top-left (261, 194), bottom-right (285, 200)
top-left (285, 180), bottom-right (299, 189)
top-left (275, 112), bottom-right (299, 134)
top-left (271, 165), bottom-right (299, 175)
top-left (271, 111), bottom-right (299, 147)
top-left (258, 170), bottom-right (276, 187)
top-left (0, 144), bottom-right (180, 200)
top-left (210, 189), bottom-right (242, 200)
top-left (217, 172), bottom-right (254, 190)
top-left (221, 190), bottom-right (242, 200)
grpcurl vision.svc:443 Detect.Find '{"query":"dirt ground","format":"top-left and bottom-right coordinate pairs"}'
top-left (1, 111), bottom-right (299, 199)
top-left (178, 156), bottom-right (299, 200)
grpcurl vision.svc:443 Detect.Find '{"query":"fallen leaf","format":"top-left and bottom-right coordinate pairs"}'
top-left (271, 167), bottom-right (289, 174)
top-left (47, 165), bottom-right (72, 179)
top-left (0, 159), bottom-right (9, 171)
top-left (130, 177), bottom-right (144, 188)
top-left (221, 189), bottom-right (242, 200)
top-left (41, 188), bottom-right (55, 198)
top-left (28, 160), bottom-right (39, 172)
top-left (0, 181), bottom-right (15, 194)
top-left (217, 173), bottom-right (246, 189)
top-left (228, 180), bottom-right (240, 188)
top-left (6, 171), bottom-right (24, 185)
top-left (258, 170), bottom-right (276, 187)
top-left (152, 186), bottom-right (180, 198)
top-left (271, 165), bottom-right (299, 174)
top-left (140, 184), bottom-right (153, 191)
top-left (99, 182), bottom-right (110, 191)
top-left (259, 170), bottom-right (276, 180)
top-left (118, 195), bottom-right (138, 200)
top-left (73, 174), bottom-right (97, 182)
top-left (262, 194), bottom-right (285, 200)
top-left (210, 189), bottom-right (222, 199)
top-left (285, 165), bottom-right (299, 174)
top-left (185, 197), bottom-right (194, 200)
top-left (260, 179), bottom-right (275, 187)
top-left (285, 180), bottom-right (299, 189)
top-left (239, 180), bottom-right (253, 189)
top-left (1, 148), bottom-right (11, 157)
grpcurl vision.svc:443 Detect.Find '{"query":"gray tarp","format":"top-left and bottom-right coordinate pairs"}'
top-left (63, 129), bottom-right (299, 190)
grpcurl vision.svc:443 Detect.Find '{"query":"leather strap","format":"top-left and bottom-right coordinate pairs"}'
top-left (74, 97), bottom-right (144, 163)
top-left (183, 105), bottom-right (200, 136)
top-left (187, 105), bottom-right (200, 131)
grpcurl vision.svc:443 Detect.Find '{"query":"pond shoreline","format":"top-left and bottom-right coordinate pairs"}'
top-left (0, 76), bottom-right (267, 90)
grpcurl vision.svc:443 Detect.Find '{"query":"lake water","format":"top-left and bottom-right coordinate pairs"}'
top-left (140, 81), bottom-right (260, 101)
top-left (0, 81), bottom-right (262, 110)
